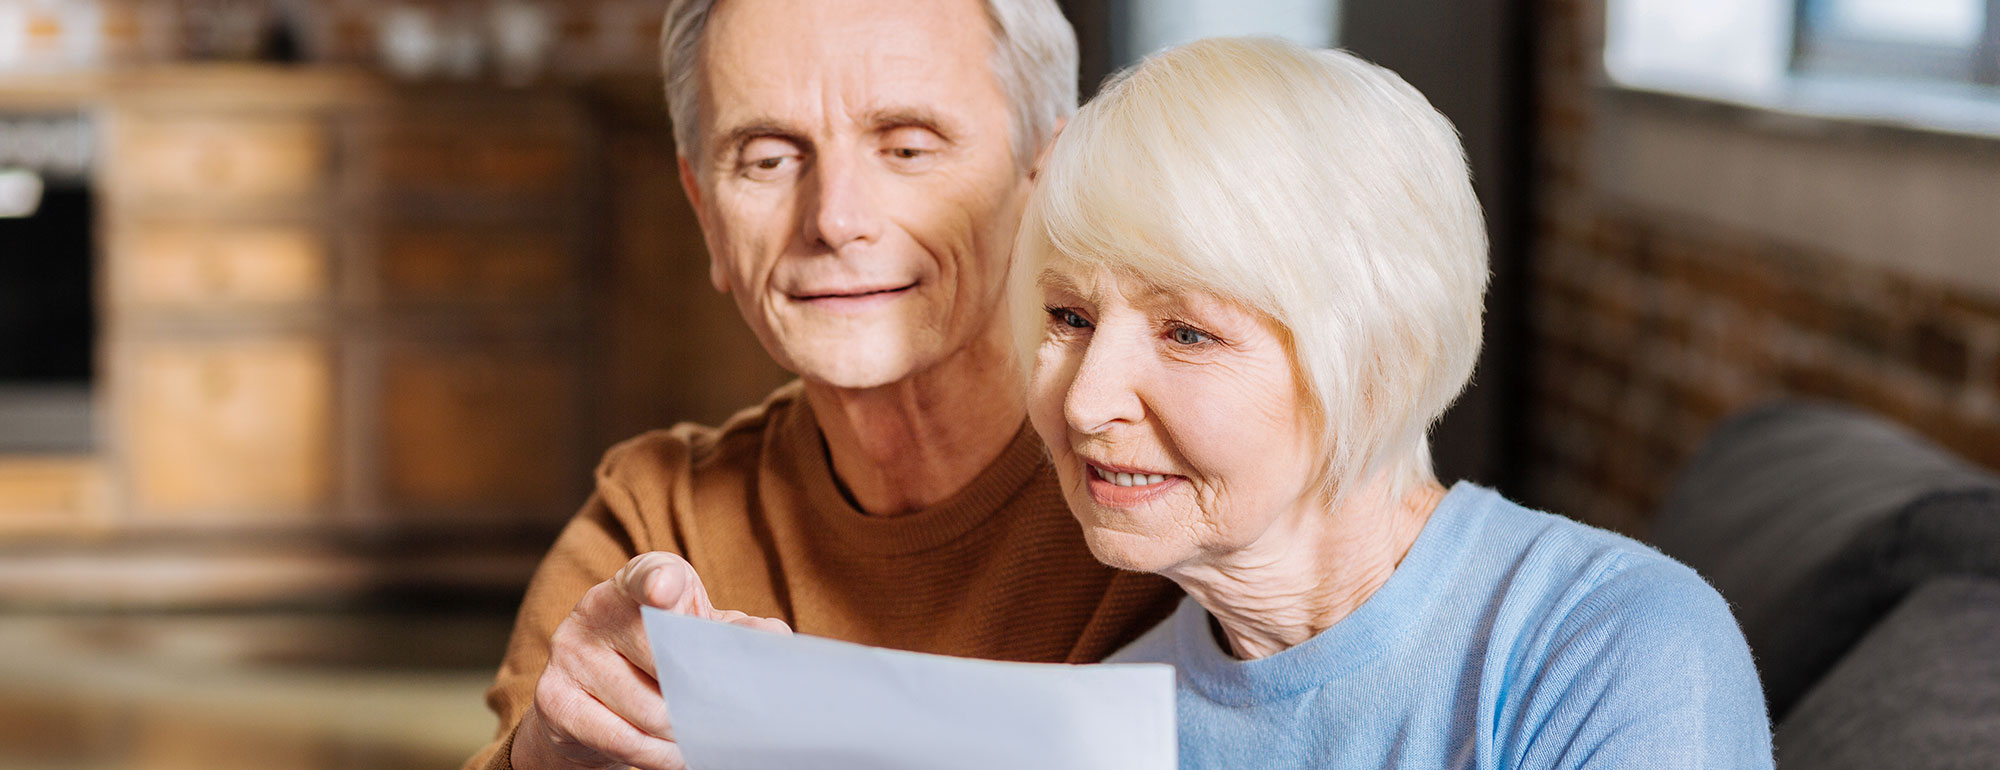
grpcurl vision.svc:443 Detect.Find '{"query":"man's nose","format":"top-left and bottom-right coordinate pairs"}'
top-left (1064, 332), bottom-right (1146, 436)
top-left (802, 152), bottom-right (882, 252)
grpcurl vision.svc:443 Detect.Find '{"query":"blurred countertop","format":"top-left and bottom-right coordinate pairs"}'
top-left (0, 609), bottom-right (510, 770)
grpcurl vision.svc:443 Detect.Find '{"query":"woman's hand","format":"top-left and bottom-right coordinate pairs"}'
top-left (511, 552), bottom-right (791, 770)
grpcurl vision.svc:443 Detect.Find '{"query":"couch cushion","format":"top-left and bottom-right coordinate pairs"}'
top-left (1774, 578), bottom-right (2000, 770)
top-left (1652, 400), bottom-right (2000, 719)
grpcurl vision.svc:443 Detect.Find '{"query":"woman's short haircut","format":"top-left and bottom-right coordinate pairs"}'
top-left (1013, 37), bottom-right (1490, 508)
top-left (660, 0), bottom-right (1078, 168)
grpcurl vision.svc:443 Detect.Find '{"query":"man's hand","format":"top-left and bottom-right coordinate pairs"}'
top-left (512, 552), bottom-right (791, 770)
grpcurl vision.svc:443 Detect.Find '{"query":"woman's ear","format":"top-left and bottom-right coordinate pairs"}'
top-left (1029, 118), bottom-right (1067, 183)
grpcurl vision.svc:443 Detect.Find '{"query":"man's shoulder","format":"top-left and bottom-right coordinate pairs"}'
top-left (596, 380), bottom-right (806, 488)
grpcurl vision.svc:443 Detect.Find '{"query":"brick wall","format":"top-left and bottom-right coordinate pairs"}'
top-left (1526, 0), bottom-right (2000, 533)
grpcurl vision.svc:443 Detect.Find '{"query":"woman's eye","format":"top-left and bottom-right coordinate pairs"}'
top-left (1169, 326), bottom-right (1212, 345)
top-left (754, 157), bottom-right (786, 169)
top-left (1046, 306), bottom-right (1092, 329)
top-left (890, 147), bottom-right (923, 159)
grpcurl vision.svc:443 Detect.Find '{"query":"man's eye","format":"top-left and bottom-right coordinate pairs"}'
top-left (1046, 306), bottom-right (1091, 329)
top-left (890, 147), bottom-right (923, 160)
top-left (738, 137), bottom-right (803, 177)
top-left (1169, 326), bottom-right (1212, 345)
top-left (745, 155), bottom-right (795, 173)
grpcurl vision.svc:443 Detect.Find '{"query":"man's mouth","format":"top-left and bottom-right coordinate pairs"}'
top-left (789, 281), bottom-right (919, 301)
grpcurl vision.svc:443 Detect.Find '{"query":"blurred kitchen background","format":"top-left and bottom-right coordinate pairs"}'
top-left (0, 0), bottom-right (1994, 767)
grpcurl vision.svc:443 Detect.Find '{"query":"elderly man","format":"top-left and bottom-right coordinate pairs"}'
top-left (461, 1), bottom-right (1182, 769)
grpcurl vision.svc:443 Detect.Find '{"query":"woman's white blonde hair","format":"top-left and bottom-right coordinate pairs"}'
top-left (1012, 36), bottom-right (1490, 509)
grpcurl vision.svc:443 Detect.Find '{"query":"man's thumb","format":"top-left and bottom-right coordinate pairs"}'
top-left (616, 552), bottom-right (713, 617)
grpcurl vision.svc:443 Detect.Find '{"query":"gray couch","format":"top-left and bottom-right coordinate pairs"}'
top-left (1652, 400), bottom-right (2000, 769)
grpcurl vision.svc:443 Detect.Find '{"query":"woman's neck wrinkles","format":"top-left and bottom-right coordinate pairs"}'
top-left (1168, 479), bottom-right (1448, 660)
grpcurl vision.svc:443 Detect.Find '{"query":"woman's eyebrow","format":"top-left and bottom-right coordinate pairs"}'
top-left (1036, 267), bottom-right (1087, 297)
top-left (1126, 282), bottom-right (1193, 312)
top-left (1129, 286), bottom-right (1243, 327)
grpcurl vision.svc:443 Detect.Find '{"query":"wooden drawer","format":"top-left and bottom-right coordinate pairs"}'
top-left (119, 337), bottom-right (334, 520)
top-left (0, 457), bottom-right (103, 535)
top-left (116, 225), bottom-right (329, 309)
top-left (378, 226), bottom-right (573, 304)
top-left (377, 342), bottom-right (577, 520)
top-left (116, 115), bottom-right (329, 203)
top-left (372, 124), bottom-right (576, 200)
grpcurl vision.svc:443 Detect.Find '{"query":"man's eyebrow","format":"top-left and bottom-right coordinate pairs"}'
top-left (865, 107), bottom-right (958, 138)
top-left (711, 121), bottom-right (808, 157)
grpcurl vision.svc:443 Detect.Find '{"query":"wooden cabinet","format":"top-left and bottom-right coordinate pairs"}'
top-left (114, 225), bottom-right (330, 309)
top-left (374, 339), bottom-right (581, 525)
top-left (115, 115), bottom-right (330, 203)
top-left (376, 225), bottom-right (575, 306)
top-left (117, 335), bottom-right (335, 522)
top-left (0, 71), bottom-right (796, 606)
top-left (370, 120), bottom-right (579, 201)
top-left (97, 68), bottom-right (594, 540)
top-left (0, 457), bottom-right (104, 536)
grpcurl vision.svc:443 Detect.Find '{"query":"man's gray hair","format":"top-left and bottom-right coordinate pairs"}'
top-left (660, 0), bottom-right (1079, 168)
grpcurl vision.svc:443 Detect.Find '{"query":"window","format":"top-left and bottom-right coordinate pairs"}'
top-left (1794, 0), bottom-right (1998, 85)
top-left (1605, 0), bottom-right (2000, 136)
top-left (1114, 0), bottom-right (1342, 65)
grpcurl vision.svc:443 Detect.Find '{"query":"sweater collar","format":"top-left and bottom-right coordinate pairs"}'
top-left (767, 387), bottom-right (1051, 556)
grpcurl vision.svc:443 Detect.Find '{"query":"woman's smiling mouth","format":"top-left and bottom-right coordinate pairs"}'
top-left (1083, 461), bottom-right (1184, 506)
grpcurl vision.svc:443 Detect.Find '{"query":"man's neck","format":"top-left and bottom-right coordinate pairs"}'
top-left (803, 323), bottom-right (1027, 516)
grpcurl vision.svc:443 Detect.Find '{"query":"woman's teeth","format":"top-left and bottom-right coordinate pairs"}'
top-left (1089, 466), bottom-right (1168, 487)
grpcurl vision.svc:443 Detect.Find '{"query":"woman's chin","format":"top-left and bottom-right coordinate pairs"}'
top-left (1080, 526), bottom-right (1183, 575)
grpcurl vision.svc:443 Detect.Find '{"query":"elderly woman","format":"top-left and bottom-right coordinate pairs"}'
top-left (1014, 37), bottom-right (1774, 769)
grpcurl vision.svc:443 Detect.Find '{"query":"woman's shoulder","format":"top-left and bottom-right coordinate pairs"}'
top-left (1489, 560), bottom-right (1774, 769)
top-left (1456, 486), bottom-right (1713, 609)
top-left (1464, 491), bottom-right (1775, 768)
top-left (1451, 486), bottom-right (1749, 674)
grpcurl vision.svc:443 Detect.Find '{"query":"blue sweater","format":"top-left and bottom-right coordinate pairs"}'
top-left (1108, 482), bottom-right (1775, 770)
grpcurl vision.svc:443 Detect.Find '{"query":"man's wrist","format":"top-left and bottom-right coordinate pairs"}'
top-left (509, 707), bottom-right (568, 770)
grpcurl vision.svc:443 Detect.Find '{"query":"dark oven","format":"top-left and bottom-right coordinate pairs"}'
top-left (0, 109), bottom-right (94, 452)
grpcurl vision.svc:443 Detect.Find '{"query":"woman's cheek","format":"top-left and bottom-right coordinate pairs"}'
top-left (1030, 340), bottom-right (1091, 462)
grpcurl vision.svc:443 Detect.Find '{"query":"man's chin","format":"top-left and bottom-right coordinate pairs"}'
top-left (786, 347), bottom-right (929, 391)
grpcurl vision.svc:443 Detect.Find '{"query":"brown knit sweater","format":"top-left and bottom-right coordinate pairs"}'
top-left (463, 382), bottom-right (1183, 770)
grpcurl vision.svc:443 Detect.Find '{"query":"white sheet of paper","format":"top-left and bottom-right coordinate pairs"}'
top-left (641, 606), bottom-right (1176, 770)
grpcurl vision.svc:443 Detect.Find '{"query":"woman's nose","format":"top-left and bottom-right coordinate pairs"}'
top-left (1064, 335), bottom-right (1146, 435)
top-left (802, 153), bottom-right (883, 252)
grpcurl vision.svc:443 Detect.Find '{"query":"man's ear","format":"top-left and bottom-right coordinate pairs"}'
top-left (678, 154), bottom-right (731, 295)
top-left (1028, 117), bottom-right (1067, 183)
